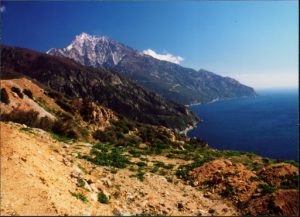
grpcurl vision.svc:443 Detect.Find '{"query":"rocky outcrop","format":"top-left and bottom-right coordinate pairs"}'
top-left (246, 189), bottom-right (299, 216)
top-left (190, 159), bottom-right (262, 204)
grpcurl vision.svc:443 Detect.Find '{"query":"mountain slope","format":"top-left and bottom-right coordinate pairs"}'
top-left (47, 33), bottom-right (257, 105)
top-left (1, 45), bottom-right (198, 130)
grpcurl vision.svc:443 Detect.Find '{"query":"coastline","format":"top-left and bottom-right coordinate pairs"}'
top-left (179, 119), bottom-right (202, 135)
top-left (183, 95), bottom-right (258, 136)
top-left (186, 95), bottom-right (258, 107)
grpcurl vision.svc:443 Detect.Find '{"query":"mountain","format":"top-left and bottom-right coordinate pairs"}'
top-left (1, 45), bottom-right (198, 130)
top-left (47, 33), bottom-right (136, 69)
top-left (47, 32), bottom-right (257, 105)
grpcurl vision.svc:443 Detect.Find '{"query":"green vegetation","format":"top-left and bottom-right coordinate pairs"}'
top-left (153, 161), bottom-right (174, 170)
top-left (98, 191), bottom-right (109, 204)
top-left (257, 184), bottom-right (276, 195)
top-left (70, 192), bottom-right (89, 203)
top-left (249, 176), bottom-right (264, 182)
top-left (0, 88), bottom-right (10, 104)
top-left (56, 99), bottom-right (76, 115)
top-left (23, 89), bottom-right (33, 99)
top-left (130, 168), bottom-right (145, 181)
top-left (77, 164), bottom-right (88, 174)
top-left (275, 159), bottom-right (299, 168)
top-left (136, 161), bottom-right (147, 167)
top-left (81, 145), bottom-right (130, 168)
top-left (20, 126), bottom-right (34, 133)
top-left (76, 178), bottom-right (86, 188)
top-left (280, 174), bottom-right (298, 189)
top-left (50, 132), bottom-right (72, 143)
top-left (11, 86), bottom-right (23, 99)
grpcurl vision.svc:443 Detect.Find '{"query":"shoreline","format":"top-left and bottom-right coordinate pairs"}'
top-left (179, 119), bottom-right (202, 135)
top-left (186, 95), bottom-right (258, 107)
top-left (182, 95), bottom-right (258, 136)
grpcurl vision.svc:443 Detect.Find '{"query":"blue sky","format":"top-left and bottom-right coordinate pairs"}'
top-left (1, 1), bottom-right (298, 88)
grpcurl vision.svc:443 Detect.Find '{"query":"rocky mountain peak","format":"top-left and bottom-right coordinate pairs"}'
top-left (47, 33), bottom-right (136, 68)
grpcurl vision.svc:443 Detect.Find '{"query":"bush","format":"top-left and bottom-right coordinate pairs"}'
top-left (98, 191), bottom-right (109, 204)
top-left (137, 161), bottom-right (147, 167)
top-left (280, 174), bottom-right (298, 189)
top-left (70, 192), bottom-right (89, 203)
top-left (45, 90), bottom-right (62, 100)
top-left (56, 99), bottom-right (76, 114)
top-left (257, 184), bottom-right (276, 194)
top-left (93, 130), bottom-right (117, 144)
top-left (52, 119), bottom-right (81, 139)
top-left (82, 147), bottom-right (130, 168)
top-left (23, 89), bottom-right (33, 99)
top-left (11, 87), bottom-right (23, 99)
top-left (0, 88), bottom-right (10, 104)
top-left (1, 110), bottom-right (39, 126)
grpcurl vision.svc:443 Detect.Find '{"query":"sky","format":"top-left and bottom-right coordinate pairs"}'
top-left (1, 1), bottom-right (298, 89)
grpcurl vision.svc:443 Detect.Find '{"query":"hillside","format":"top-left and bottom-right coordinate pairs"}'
top-left (48, 32), bottom-right (257, 104)
top-left (1, 45), bottom-right (198, 130)
top-left (1, 121), bottom-right (298, 216)
top-left (0, 77), bottom-right (298, 216)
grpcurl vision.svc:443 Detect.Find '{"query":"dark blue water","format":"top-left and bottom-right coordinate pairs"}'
top-left (188, 89), bottom-right (299, 160)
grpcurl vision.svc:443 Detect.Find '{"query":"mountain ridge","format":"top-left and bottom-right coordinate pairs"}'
top-left (1, 45), bottom-right (198, 130)
top-left (47, 33), bottom-right (257, 104)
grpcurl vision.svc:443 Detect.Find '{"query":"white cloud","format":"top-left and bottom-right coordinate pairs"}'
top-left (143, 49), bottom-right (184, 64)
top-left (0, 6), bottom-right (5, 13)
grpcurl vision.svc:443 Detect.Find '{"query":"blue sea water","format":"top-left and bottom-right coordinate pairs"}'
top-left (187, 89), bottom-right (299, 160)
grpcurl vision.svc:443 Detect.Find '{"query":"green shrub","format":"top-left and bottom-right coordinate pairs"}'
top-left (52, 119), bottom-right (81, 139)
top-left (82, 147), bottom-right (130, 168)
top-left (280, 174), bottom-right (298, 189)
top-left (11, 86), bottom-right (23, 99)
top-left (56, 99), bottom-right (76, 114)
top-left (249, 176), bottom-right (264, 182)
top-left (77, 178), bottom-right (86, 188)
top-left (23, 89), bottom-right (33, 99)
top-left (46, 90), bottom-right (62, 99)
top-left (150, 166), bottom-right (159, 173)
top-left (70, 192), bottom-right (89, 203)
top-left (0, 88), bottom-right (10, 104)
top-left (1, 110), bottom-right (39, 126)
top-left (257, 184), bottom-right (276, 194)
top-left (128, 149), bottom-right (142, 157)
top-left (93, 130), bottom-right (116, 144)
top-left (39, 116), bottom-right (54, 131)
top-left (136, 169), bottom-right (145, 181)
top-left (137, 161), bottom-right (147, 167)
top-left (98, 191), bottom-right (109, 204)
top-left (93, 143), bottom-right (109, 152)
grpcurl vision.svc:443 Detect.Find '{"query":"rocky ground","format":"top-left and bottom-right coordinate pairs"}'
top-left (0, 122), bottom-right (240, 216)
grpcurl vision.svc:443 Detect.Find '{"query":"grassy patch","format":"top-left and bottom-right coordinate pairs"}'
top-left (81, 146), bottom-right (130, 169)
top-left (70, 192), bottom-right (89, 203)
top-left (98, 191), bottom-right (109, 204)
top-left (130, 168), bottom-right (145, 181)
top-left (50, 132), bottom-right (72, 143)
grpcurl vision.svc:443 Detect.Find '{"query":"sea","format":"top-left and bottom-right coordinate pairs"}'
top-left (187, 89), bottom-right (299, 161)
